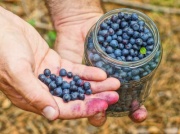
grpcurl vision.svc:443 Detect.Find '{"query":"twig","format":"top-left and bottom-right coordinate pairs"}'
top-left (102, 0), bottom-right (180, 15)
top-left (34, 22), bottom-right (53, 30)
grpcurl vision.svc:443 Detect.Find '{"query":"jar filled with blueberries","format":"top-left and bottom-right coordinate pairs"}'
top-left (83, 8), bottom-right (162, 117)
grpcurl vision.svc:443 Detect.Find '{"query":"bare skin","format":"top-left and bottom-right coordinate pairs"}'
top-left (0, 7), bottom-right (120, 121)
top-left (45, 0), bottom-right (148, 126)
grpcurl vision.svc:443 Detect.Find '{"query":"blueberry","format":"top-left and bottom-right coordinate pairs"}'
top-left (117, 36), bottom-right (122, 42)
top-left (139, 68), bottom-right (145, 74)
top-left (62, 82), bottom-right (70, 89)
top-left (44, 69), bottom-right (51, 76)
top-left (131, 69), bottom-right (140, 76)
top-left (134, 51), bottom-right (138, 56)
top-left (120, 72), bottom-right (127, 78)
top-left (122, 39), bottom-right (128, 45)
top-left (124, 13), bottom-right (131, 21)
top-left (133, 57), bottom-right (139, 61)
top-left (139, 26), bottom-right (144, 32)
top-left (106, 67), bottom-right (114, 75)
top-left (112, 34), bottom-right (118, 40)
top-left (111, 23), bottom-right (119, 31)
top-left (125, 43), bottom-right (132, 50)
top-left (106, 46), bottom-right (114, 54)
top-left (117, 57), bottom-right (122, 61)
top-left (130, 38), bottom-right (135, 44)
top-left (122, 33), bottom-right (130, 40)
top-left (132, 23), bottom-right (139, 31)
top-left (85, 89), bottom-right (92, 95)
top-left (127, 28), bottom-right (134, 36)
top-left (38, 74), bottom-right (46, 82)
top-left (138, 20), bottom-right (145, 26)
top-left (142, 72), bottom-right (148, 76)
top-left (132, 44), bottom-right (139, 50)
top-left (63, 94), bottom-right (71, 102)
top-left (92, 54), bottom-right (100, 62)
top-left (146, 45), bottom-right (154, 51)
top-left (136, 38), bottom-right (143, 46)
top-left (63, 89), bottom-right (70, 94)
top-left (73, 75), bottom-right (80, 82)
top-left (111, 15), bottom-right (118, 22)
top-left (138, 54), bottom-right (144, 59)
top-left (118, 12), bottom-right (125, 19)
top-left (101, 46), bottom-right (106, 52)
top-left (54, 87), bottom-right (63, 97)
top-left (83, 82), bottom-right (91, 90)
top-left (129, 49), bottom-right (135, 56)
top-left (146, 51), bottom-right (152, 56)
top-left (67, 72), bottom-right (73, 78)
top-left (106, 36), bottom-right (112, 43)
top-left (147, 38), bottom-right (154, 45)
top-left (144, 28), bottom-right (150, 33)
top-left (100, 30), bottom-right (109, 37)
top-left (126, 55), bottom-right (133, 61)
top-left (122, 49), bottom-right (129, 56)
top-left (147, 32), bottom-right (153, 38)
top-left (78, 93), bottom-right (85, 100)
top-left (131, 13), bottom-right (138, 20)
top-left (118, 43), bottom-right (124, 49)
top-left (130, 21), bottom-right (138, 26)
top-left (76, 79), bottom-right (84, 86)
top-left (114, 49), bottom-right (122, 57)
top-left (98, 36), bottom-right (104, 43)
top-left (117, 19), bottom-right (121, 24)
top-left (116, 29), bottom-right (123, 36)
top-left (70, 81), bottom-right (75, 86)
top-left (144, 65), bottom-right (151, 72)
top-left (133, 31), bottom-right (140, 39)
top-left (142, 42), bottom-right (147, 46)
top-left (49, 81), bottom-right (57, 90)
top-left (71, 92), bottom-right (79, 100)
top-left (88, 42), bottom-right (94, 50)
top-left (50, 74), bottom-right (56, 81)
top-left (110, 40), bottom-right (118, 48)
top-left (121, 21), bottom-right (128, 28)
top-left (108, 28), bottom-right (115, 35)
top-left (104, 18), bottom-right (111, 25)
top-left (95, 61), bottom-right (104, 68)
top-left (103, 42), bottom-right (108, 47)
top-left (149, 62), bottom-right (157, 69)
top-left (132, 75), bottom-right (141, 81)
top-left (112, 72), bottom-right (119, 78)
top-left (55, 76), bottom-right (63, 86)
top-left (100, 22), bottom-right (108, 29)
top-left (78, 87), bottom-right (85, 94)
top-left (70, 85), bottom-right (78, 91)
top-left (108, 53), bottom-right (116, 59)
top-left (59, 69), bottom-right (67, 77)
top-left (121, 56), bottom-right (126, 61)
top-left (44, 78), bottom-right (52, 86)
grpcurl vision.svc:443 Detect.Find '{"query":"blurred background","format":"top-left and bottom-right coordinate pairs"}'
top-left (0, 0), bottom-right (179, 134)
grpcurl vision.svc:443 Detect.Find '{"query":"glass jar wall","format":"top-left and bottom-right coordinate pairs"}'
top-left (83, 8), bottom-right (162, 117)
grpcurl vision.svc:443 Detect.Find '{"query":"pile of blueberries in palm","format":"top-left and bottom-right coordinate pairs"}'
top-left (97, 12), bottom-right (154, 61)
top-left (38, 69), bottom-right (92, 102)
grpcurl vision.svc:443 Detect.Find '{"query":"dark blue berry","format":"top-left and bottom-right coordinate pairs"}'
top-left (78, 87), bottom-right (85, 94)
top-left (117, 57), bottom-right (122, 61)
top-left (142, 72), bottom-right (148, 76)
top-left (71, 92), bottom-right (79, 100)
top-left (122, 49), bottom-right (129, 56)
top-left (100, 22), bottom-right (108, 29)
top-left (122, 39), bottom-right (128, 45)
top-left (108, 53), bottom-right (116, 59)
top-left (38, 74), bottom-right (46, 82)
top-left (112, 34), bottom-right (118, 40)
top-left (83, 82), bottom-right (91, 90)
top-left (118, 12), bottom-right (124, 19)
top-left (54, 87), bottom-right (63, 97)
top-left (127, 28), bottom-right (134, 36)
top-left (98, 36), bottom-right (104, 43)
top-left (129, 49), bottom-right (135, 56)
top-left (110, 40), bottom-right (118, 48)
top-left (73, 75), bottom-right (80, 82)
top-left (85, 89), bottom-right (92, 95)
top-left (88, 42), bottom-right (94, 50)
top-left (138, 20), bottom-right (145, 26)
top-left (92, 54), bottom-right (101, 62)
top-left (103, 42), bottom-right (108, 47)
top-left (108, 28), bottom-right (115, 35)
top-left (133, 57), bottom-right (139, 61)
top-left (144, 28), bottom-right (150, 33)
top-left (106, 36), bottom-right (112, 43)
top-left (120, 72), bottom-right (127, 78)
top-left (95, 61), bottom-right (104, 68)
top-left (132, 75), bottom-right (141, 81)
top-left (59, 69), bottom-right (67, 77)
top-left (76, 79), bottom-right (84, 86)
top-left (106, 67), bottom-right (114, 75)
top-left (63, 94), bottom-right (71, 102)
top-left (49, 81), bottom-right (57, 90)
top-left (50, 74), bottom-right (56, 81)
top-left (104, 19), bottom-right (111, 25)
top-left (62, 82), bottom-right (70, 89)
top-left (121, 56), bottom-right (126, 61)
top-left (146, 45), bottom-right (154, 51)
top-left (133, 31), bottom-right (140, 39)
top-left (44, 69), bottom-right (51, 76)
top-left (136, 38), bottom-right (143, 46)
top-left (131, 13), bottom-right (138, 20)
top-left (114, 49), bottom-right (122, 57)
top-left (78, 93), bottom-right (85, 100)
top-left (100, 30), bottom-right (109, 37)
top-left (132, 23), bottom-right (140, 31)
top-left (116, 30), bottom-right (123, 36)
top-left (118, 43), bottom-right (124, 49)
top-left (131, 69), bottom-right (140, 76)
top-left (121, 21), bottom-right (128, 28)
top-left (122, 33), bottom-right (130, 40)
top-left (111, 23), bottom-right (119, 31)
top-left (101, 47), bottom-right (106, 52)
top-left (70, 85), bottom-right (78, 91)
top-left (117, 36), bottom-right (122, 42)
top-left (63, 89), bottom-right (70, 94)
top-left (146, 51), bottom-right (152, 56)
top-left (67, 72), bottom-right (73, 78)
top-left (44, 78), bottom-right (52, 86)
top-left (106, 46), bottom-right (114, 54)
top-left (55, 76), bottom-right (63, 86)
top-left (132, 44), bottom-right (139, 50)
top-left (124, 13), bottom-right (131, 21)
top-left (111, 15), bottom-right (118, 22)
top-left (125, 43), bottom-right (132, 50)
top-left (138, 54), bottom-right (144, 59)
top-left (141, 34), bottom-right (149, 41)
top-left (126, 55), bottom-right (133, 61)
top-left (147, 38), bottom-right (154, 45)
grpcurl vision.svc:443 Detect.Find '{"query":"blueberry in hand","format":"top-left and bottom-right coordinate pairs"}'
top-left (54, 87), bottom-right (63, 97)
top-left (50, 74), bottom-right (56, 81)
top-left (59, 69), bottom-right (67, 77)
top-left (38, 74), bottom-right (46, 82)
top-left (83, 82), bottom-right (91, 90)
top-left (63, 94), bottom-right (71, 102)
top-left (55, 76), bottom-right (63, 86)
top-left (67, 72), bottom-right (73, 78)
top-left (44, 69), bottom-right (51, 76)
top-left (49, 81), bottom-right (57, 90)
top-left (85, 89), bottom-right (92, 95)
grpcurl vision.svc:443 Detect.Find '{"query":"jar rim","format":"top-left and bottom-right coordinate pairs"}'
top-left (93, 8), bottom-right (160, 67)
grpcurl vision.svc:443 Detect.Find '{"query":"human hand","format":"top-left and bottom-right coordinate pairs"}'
top-left (53, 13), bottom-right (148, 126)
top-left (0, 7), bottom-right (120, 122)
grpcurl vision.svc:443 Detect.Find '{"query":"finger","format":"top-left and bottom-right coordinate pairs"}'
top-left (54, 91), bottom-right (118, 119)
top-left (61, 60), bottom-right (107, 81)
top-left (129, 105), bottom-right (148, 123)
top-left (88, 111), bottom-right (107, 127)
top-left (90, 77), bottom-right (120, 93)
top-left (13, 70), bottom-right (59, 120)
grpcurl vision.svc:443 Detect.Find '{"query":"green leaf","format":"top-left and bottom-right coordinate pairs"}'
top-left (140, 47), bottom-right (146, 54)
top-left (27, 19), bottom-right (36, 26)
top-left (47, 31), bottom-right (56, 40)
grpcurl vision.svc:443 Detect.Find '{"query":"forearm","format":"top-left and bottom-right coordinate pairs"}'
top-left (45, 0), bottom-right (103, 28)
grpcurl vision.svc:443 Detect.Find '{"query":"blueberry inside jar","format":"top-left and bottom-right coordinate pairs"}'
top-left (83, 8), bottom-right (162, 117)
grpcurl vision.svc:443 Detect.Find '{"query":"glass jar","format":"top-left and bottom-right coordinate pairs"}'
top-left (83, 8), bottom-right (162, 117)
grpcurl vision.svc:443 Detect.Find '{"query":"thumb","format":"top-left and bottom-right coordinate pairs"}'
top-left (14, 71), bottom-right (59, 120)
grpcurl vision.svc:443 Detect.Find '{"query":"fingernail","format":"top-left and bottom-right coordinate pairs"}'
top-left (43, 106), bottom-right (56, 120)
